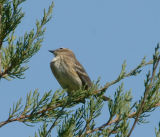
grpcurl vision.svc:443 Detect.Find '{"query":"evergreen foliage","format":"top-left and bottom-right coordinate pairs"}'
top-left (0, 0), bottom-right (53, 80)
top-left (1, 1), bottom-right (160, 137)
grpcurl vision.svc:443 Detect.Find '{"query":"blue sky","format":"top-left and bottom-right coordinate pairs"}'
top-left (1, 0), bottom-right (160, 136)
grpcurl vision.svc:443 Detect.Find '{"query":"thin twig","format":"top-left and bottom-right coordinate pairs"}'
top-left (86, 111), bottom-right (137, 134)
top-left (94, 60), bottom-right (153, 95)
top-left (45, 106), bottom-right (65, 137)
top-left (79, 121), bottom-right (88, 137)
top-left (0, 103), bottom-right (62, 128)
top-left (127, 57), bottom-right (160, 137)
top-left (86, 115), bottom-right (119, 134)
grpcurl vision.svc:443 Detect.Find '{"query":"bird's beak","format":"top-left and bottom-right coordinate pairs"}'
top-left (49, 50), bottom-right (54, 54)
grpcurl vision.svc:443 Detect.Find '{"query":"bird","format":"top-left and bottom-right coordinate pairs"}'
top-left (49, 48), bottom-right (92, 95)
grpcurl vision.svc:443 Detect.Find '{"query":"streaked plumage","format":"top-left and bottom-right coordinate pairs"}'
top-left (49, 48), bottom-right (92, 95)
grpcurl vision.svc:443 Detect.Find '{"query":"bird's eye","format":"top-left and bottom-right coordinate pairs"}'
top-left (59, 48), bottom-right (63, 50)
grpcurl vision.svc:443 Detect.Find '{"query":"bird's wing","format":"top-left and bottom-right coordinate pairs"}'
top-left (74, 60), bottom-right (92, 88)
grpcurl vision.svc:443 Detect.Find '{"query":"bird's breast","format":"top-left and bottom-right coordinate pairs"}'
top-left (50, 57), bottom-right (67, 77)
top-left (50, 56), bottom-right (82, 92)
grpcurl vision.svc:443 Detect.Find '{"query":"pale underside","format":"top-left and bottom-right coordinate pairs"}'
top-left (50, 56), bottom-right (83, 94)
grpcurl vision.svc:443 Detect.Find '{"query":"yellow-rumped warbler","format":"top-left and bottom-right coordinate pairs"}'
top-left (49, 48), bottom-right (92, 95)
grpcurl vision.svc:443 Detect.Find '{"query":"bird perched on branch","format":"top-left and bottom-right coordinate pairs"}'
top-left (49, 48), bottom-right (92, 95)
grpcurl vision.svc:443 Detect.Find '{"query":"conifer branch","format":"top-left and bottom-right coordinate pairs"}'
top-left (94, 58), bottom-right (153, 95)
top-left (0, 57), bottom-right (154, 131)
top-left (127, 45), bottom-right (160, 137)
top-left (86, 45), bottom-right (160, 136)
top-left (86, 101), bottom-right (160, 135)
top-left (0, 1), bottom-right (54, 80)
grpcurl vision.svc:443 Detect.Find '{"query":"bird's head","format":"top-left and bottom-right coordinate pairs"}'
top-left (49, 48), bottom-right (75, 58)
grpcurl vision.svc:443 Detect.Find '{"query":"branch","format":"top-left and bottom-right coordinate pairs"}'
top-left (86, 101), bottom-right (160, 134)
top-left (87, 50), bottom-right (160, 136)
top-left (0, 1), bottom-right (54, 80)
top-left (94, 59), bottom-right (153, 95)
top-left (0, 58), bottom-right (153, 128)
top-left (45, 106), bottom-right (65, 137)
top-left (127, 55), bottom-right (160, 137)
top-left (0, 102), bottom-right (62, 128)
